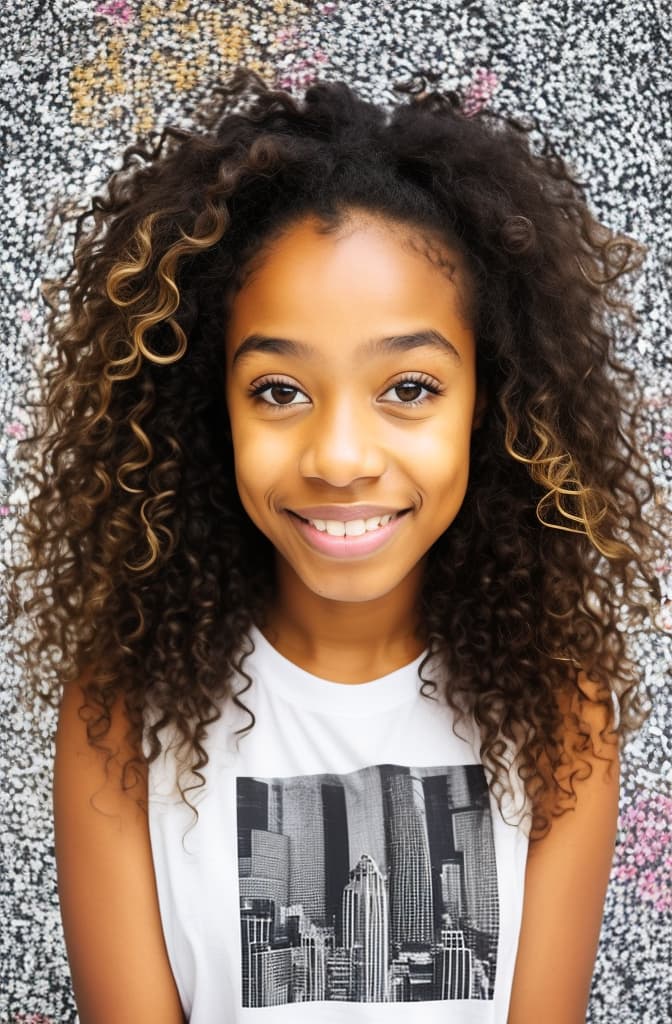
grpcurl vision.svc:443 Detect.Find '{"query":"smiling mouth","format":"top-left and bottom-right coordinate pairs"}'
top-left (288, 508), bottom-right (411, 537)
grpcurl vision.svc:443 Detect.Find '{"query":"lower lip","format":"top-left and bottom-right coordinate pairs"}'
top-left (286, 510), bottom-right (410, 559)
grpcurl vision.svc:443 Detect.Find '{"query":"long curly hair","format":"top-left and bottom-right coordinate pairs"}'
top-left (7, 67), bottom-right (667, 841)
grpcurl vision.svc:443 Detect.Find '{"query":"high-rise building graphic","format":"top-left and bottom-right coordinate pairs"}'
top-left (238, 827), bottom-right (289, 912)
top-left (282, 776), bottom-right (327, 921)
top-left (440, 860), bottom-right (464, 925)
top-left (452, 809), bottom-right (499, 934)
top-left (322, 781), bottom-right (350, 936)
top-left (236, 763), bottom-right (500, 1006)
top-left (250, 946), bottom-right (292, 1006)
top-left (453, 807), bottom-right (499, 992)
top-left (237, 777), bottom-right (268, 862)
top-left (269, 781), bottom-right (283, 833)
top-left (299, 922), bottom-right (333, 1001)
top-left (446, 764), bottom-right (472, 807)
top-left (423, 765), bottom-right (491, 929)
top-left (423, 773), bottom-right (459, 928)
top-left (380, 766), bottom-right (434, 946)
top-left (388, 949), bottom-right (434, 1001)
top-left (240, 898), bottom-right (273, 1007)
top-left (434, 929), bottom-right (473, 999)
top-left (343, 765), bottom-right (387, 874)
top-left (342, 854), bottom-right (389, 1002)
top-left (326, 947), bottom-right (355, 1001)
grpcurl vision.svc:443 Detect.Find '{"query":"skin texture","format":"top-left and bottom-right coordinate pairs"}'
top-left (225, 211), bottom-right (486, 681)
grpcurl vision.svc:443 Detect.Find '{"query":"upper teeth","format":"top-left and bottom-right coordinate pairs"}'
top-left (307, 514), bottom-right (395, 536)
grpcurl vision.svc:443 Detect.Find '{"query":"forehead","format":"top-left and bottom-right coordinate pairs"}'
top-left (225, 212), bottom-right (472, 349)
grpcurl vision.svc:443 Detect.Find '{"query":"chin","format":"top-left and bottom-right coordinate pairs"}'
top-left (301, 570), bottom-right (402, 605)
top-left (314, 589), bottom-right (389, 605)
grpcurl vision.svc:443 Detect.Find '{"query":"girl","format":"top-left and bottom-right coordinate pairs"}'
top-left (9, 68), bottom-right (666, 1023)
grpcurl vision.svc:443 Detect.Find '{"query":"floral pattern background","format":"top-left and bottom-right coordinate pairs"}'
top-left (1, 1), bottom-right (670, 1021)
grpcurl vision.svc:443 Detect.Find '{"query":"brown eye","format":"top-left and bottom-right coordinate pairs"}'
top-left (249, 379), bottom-right (311, 407)
top-left (269, 385), bottom-right (299, 405)
top-left (380, 375), bottom-right (442, 407)
top-left (395, 382), bottom-right (423, 402)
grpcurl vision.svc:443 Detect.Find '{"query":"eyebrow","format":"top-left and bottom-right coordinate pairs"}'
top-left (231, 328), bottom-right (463, 367)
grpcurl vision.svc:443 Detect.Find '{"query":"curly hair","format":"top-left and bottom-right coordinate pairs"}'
top-left (7, 66), bottom-right (667, 842)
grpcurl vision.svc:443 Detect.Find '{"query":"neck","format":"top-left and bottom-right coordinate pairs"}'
top-left (260, 558), bottom-right (427, 684)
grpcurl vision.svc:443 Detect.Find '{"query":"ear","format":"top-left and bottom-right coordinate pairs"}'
top-left (472, 385), bottom-right (488, 430)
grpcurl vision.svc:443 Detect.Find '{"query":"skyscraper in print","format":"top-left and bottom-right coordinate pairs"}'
top-left (236, 763), bottom-right (499, 1006)
top-left (380, 767), bottom-right (434, 946)
top-left (343, 854), bottom-right (389, 1001)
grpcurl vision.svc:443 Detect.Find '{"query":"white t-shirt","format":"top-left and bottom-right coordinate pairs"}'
top-left (145, 625), bottom-right (531, 1023)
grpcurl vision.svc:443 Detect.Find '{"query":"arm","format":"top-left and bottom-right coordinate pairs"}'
top-left (53, 669), bottom-right (187, 1024)
top-left (507, 677), bottom-right (620, 1024)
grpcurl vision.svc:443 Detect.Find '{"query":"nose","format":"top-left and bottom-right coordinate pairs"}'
top-left (298, 397), bottom-right (387, 486)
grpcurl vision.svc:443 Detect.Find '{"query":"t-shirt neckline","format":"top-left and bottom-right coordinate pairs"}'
top-left (245, 623), bottom-right (431, 716)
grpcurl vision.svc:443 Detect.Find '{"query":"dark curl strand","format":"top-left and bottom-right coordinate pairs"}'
top-left (7, 67), bottom-right (668, 841)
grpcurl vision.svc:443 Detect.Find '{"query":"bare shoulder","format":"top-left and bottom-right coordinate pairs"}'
top-left (507, 672), bottom-right (620, 1024)
top-left (54, 668), bottom-right (186, 1024)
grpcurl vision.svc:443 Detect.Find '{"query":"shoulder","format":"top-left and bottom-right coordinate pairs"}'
top-left (540, 670), bottom-right (620, 825)
top-left (54, 667), bottom-right (186, 1022)
top-left (528, 669), bottom-right (619, 820)
top-left (507, 671), bottom-right (620, 1023)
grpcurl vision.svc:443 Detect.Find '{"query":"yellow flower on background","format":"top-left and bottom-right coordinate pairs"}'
top-left (70, 0), bottom-right (307, 134)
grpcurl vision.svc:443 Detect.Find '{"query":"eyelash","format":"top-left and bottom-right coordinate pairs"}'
top-left (248, 373), bottom-right (444, 410)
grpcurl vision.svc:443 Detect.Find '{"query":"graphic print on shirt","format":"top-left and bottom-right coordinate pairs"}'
top-left (236, 763), bottom-right (499, 1006)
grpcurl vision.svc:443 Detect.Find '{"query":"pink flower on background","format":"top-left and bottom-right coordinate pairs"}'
top-left (645, 394), bottom-right (672, 409)
top-left (13, 1015), bottom-right (54, 1023)
top-left (613, 792), bottom-right (672, 913)
top-left (276, 26), bottom-right (299, 46)
top-left (278, 52), bottom-right (329, 92)
top-left (463, 67), bottom-right (500, 116)
top-left (95, 0), bottom-right (134, 26)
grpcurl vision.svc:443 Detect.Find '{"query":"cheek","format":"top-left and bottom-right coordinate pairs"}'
top-left (400, 415), bottom-right (474, 490)
top-left (424, 451), bottom-right (471, 511)
top-left (230, 420), bottom-right (294, 510)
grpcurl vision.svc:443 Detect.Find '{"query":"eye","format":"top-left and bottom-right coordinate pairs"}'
top-left (380, 374), bottom-right (443, 407)
top-left (248, 377), bottom-right (311, 408)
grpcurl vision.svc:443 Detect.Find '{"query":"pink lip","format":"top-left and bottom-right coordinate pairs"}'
top-left (286, 509), bottom-right (410, 559)
top-left (289, 504), bottom-right (408, 522)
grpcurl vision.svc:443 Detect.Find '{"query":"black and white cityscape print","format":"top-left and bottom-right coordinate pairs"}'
top-left (236, 763), bottom-right (500, 1006)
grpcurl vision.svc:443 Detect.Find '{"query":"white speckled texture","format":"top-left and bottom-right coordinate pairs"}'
top-left (1, 2), bottom-right (670, 1022)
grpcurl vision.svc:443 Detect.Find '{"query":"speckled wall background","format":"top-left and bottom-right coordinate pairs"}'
top-left (1, 1), bottom-right (670, 1022)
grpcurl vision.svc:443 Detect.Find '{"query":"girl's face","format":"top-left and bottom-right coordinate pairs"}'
top-left (224, 210), bottom-right (485, 610)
